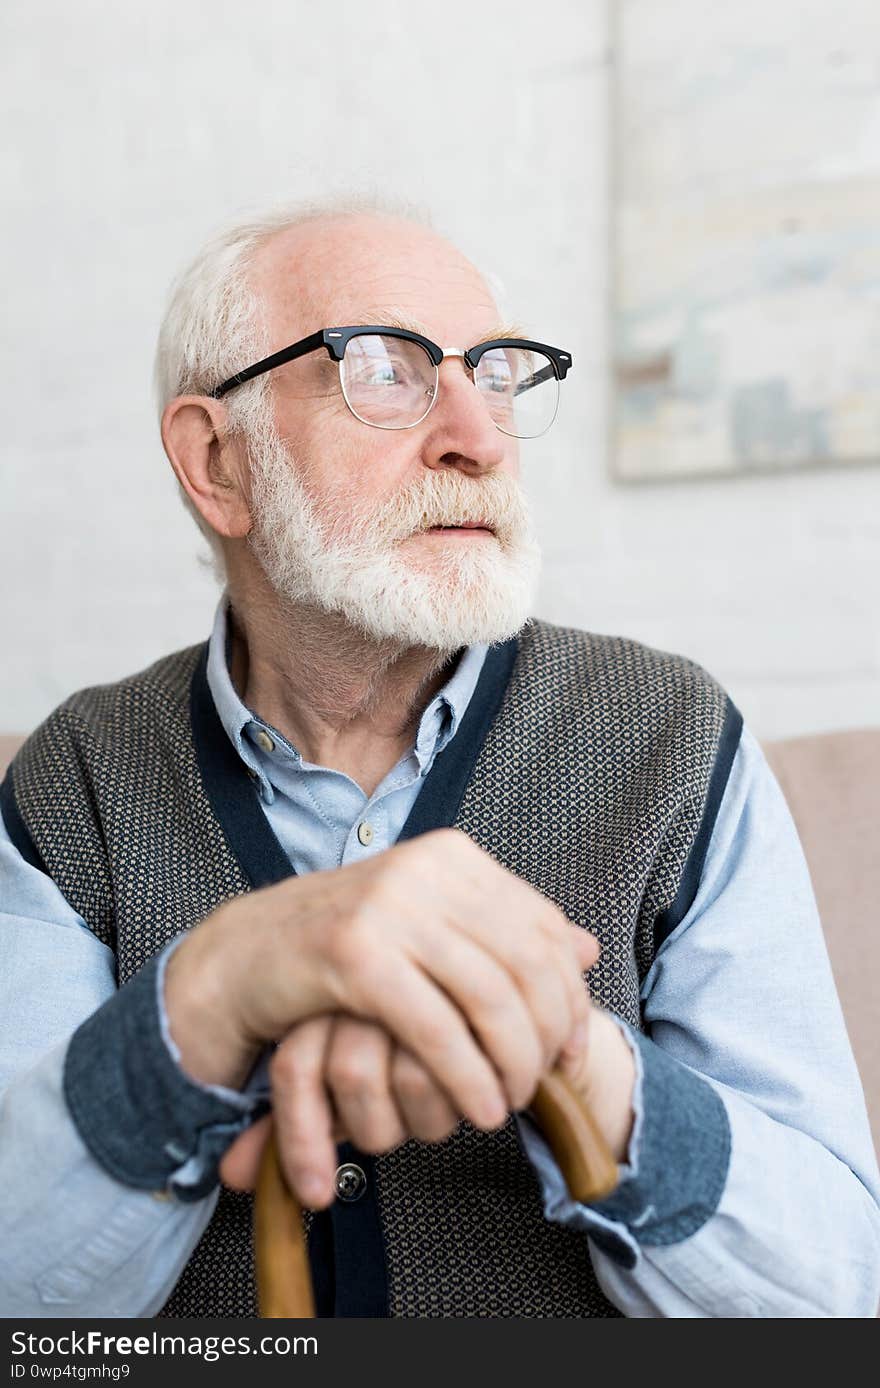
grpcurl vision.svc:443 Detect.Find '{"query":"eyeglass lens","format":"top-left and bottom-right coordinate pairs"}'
top-left (339, 334), bottom-right (559, 438)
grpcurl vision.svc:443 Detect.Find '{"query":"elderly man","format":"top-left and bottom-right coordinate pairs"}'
top-left (1, 201), bottom-right (878, 1319)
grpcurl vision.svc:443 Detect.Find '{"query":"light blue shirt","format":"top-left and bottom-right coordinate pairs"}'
top-left (1, 599), bottom-right (878, 1317)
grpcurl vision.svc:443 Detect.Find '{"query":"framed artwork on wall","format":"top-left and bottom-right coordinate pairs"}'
top-left (611, 0), bottom-right (880, 481)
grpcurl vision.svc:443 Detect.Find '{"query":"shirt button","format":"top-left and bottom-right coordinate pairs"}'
top-left (255, 730), bottom-right (275, 753)
top-left (357, 820), bottom-right (374, 847)
top-left (334, 1162), bottom-right (367, 1203)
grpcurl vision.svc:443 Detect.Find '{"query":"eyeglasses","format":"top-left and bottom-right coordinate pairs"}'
top-left (211, 326), bottom-right (573, 439)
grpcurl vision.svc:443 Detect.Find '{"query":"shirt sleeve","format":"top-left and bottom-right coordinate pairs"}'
top-left (0, 808), bottom-right (246, 1316)
top-left (517, 724), bottom-right (880, 1317)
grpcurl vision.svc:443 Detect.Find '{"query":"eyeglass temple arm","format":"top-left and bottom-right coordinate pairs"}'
top-left (211, 330), bottom-right (328, 399)
top-left (513, 362), bottom-right (559, 396)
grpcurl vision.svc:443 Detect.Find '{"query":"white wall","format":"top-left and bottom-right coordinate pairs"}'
top-left (2, 0), bottom-right (878, 738)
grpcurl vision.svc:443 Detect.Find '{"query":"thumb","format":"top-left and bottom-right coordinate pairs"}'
top-left (219, 1112), bottom-right (273, 1191)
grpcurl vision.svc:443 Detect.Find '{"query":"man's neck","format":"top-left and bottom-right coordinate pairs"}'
top-left (227, 598), bottom-right (460, 798)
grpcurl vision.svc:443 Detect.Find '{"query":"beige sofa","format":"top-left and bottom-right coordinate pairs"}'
top-left (763, 730), bottom-right (880, 1158)
top-left (1, 729), bottom-right (878, 1160)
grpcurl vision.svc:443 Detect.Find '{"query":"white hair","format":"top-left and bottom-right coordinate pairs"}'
top-left (153, 192), bottom-right (434, 563)
top-left (246, 401), bottom-right (541, 657)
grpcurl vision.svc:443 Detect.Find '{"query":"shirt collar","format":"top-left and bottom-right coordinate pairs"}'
top-left (205, 595), bottom-right (489, 794)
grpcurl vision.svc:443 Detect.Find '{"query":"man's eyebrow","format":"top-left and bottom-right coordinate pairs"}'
top-left (352, 311), bottom-right (528, 344)
top-left (470, 322), bottom-right (529, 346)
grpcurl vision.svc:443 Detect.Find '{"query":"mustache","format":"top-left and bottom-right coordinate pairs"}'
top-left (322, 468), bottom-right (531, 549)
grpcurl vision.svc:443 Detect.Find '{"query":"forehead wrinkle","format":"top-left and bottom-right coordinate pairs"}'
top-left (255, 233), bottom-right (514, 347)
top-left (330, 256), bottom-right (497, 311)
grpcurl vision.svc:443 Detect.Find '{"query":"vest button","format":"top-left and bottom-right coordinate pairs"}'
top-left (334, 1162), bottom-right (367, 1202)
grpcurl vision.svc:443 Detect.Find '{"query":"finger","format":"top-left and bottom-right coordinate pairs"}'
top-left (407, 906), bottom-right (582, 1097)
top-left (519, 932), bottom-right (584, 1069)
top-left (325, 1018), bottom-right (407, 1154)
top-left (504, 902), bottom-right (596, 1045)
top-left (572, 926), bottom-right (600, 971)
top-left (560, 929), bottom-right (596, 1051)
top-left (538, 926), bottom-right (595, 1051)
top-left (269, 1016), bottom-right (337, 1209)
top-left (219, 1112), bottom-right (272, 1191)
top-left (428, 833), bottom-right (576, 960)
top-left (412, 846), bottom-right (591, 1064)
top-left (349, 954), bottom-right (508, 1130)
top-left (391, 1049), bottom-right (459, 1142)
top-left (403, 929), bottom-right (546, 1110)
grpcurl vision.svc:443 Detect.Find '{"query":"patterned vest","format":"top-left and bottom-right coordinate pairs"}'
top-left (2, 619), bottom-right (741, 1317)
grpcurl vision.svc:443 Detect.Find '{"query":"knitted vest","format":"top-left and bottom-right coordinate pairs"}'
top-left (3, 619), bottom-right (741, 1318)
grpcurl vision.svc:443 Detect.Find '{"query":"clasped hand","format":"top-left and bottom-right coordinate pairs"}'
top-left (219, 1004), bottom-right (597, 1205)
top-left (164, 828), bottom-right (631, 1209)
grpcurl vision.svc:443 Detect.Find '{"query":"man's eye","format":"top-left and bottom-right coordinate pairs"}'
top-left (360, 360), bottom-right (411, 386)
top-left (483, 373), bottom-right (514, 394)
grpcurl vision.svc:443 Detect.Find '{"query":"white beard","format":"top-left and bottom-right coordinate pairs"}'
top-left (244, 411), bottom-right (542, 652)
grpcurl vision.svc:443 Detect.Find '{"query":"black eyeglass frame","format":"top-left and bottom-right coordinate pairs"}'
top-left (210, 325), bottom-right (573, 400)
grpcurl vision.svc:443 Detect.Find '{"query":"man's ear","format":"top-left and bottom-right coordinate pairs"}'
top-left (161, 395), bottom-right (253, 539)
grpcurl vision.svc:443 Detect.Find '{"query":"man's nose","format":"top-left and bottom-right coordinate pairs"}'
top-left (420, 359), bottom-right (508, 474)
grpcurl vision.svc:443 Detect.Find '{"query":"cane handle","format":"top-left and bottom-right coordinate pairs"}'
top-left (254, 1066), bottom-right (618, 1318)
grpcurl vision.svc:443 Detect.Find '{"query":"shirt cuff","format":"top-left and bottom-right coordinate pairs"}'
top-left (518, 1020), bottom-right (731, 1268)
top-left (63, 938), bottom-right (268, 1203)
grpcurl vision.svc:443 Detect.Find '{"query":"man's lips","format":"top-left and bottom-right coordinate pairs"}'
top-left (424, 522), bottom-right (495, 534)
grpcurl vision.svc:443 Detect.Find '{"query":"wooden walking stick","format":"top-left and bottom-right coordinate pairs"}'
top-left (254, 1066), bottom-right (619, 1318)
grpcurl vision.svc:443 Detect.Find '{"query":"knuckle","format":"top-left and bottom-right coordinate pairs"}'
top-left (410, 1015), bottom-right (457, 1059)
top-left (329, 1053), bottom-right (376, 1095)
top-left (393, 1056), bottom-right (435, 1101)
top-left (508, 932), bottom-right (551, 978)
top-left (269, 1043), bottom-right (314, 1090)
top-left (324, 915), bottom-right (363, 970)
top-left (344, 953), bottom-right (395, 1015)
top-left (284, 1111), bottom-right (322, 1150)
top-left (493, 1025), bottom-right (542, 1094)
top-left (323, 918), bottom-right (386, 1000)
top-left (461, 969), bottom-right (513, 1019)
top-left (540, 994), bottom-right (562, 1038)
top-left (533, 894), bottom-right (569, 934)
